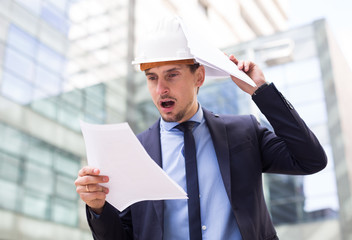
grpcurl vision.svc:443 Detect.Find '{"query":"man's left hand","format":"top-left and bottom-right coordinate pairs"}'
top-left (229, 54), bottom-right (266, 95)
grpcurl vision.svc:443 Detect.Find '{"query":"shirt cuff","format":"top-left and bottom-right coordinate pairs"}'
top-left (87, 206), bottom-right (101, 219)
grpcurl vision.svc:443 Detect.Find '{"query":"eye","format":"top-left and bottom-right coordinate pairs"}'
top-left (168, 73), bottom-right (179, 78)
top-left (147, 76), bottom-right (157, 81)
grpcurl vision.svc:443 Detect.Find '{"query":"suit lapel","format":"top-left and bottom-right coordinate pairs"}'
top-left (142, 120), bottom-right (162, 167)
top-left (139, 120), bottom-right (164, 238)
top-left (203, 109), bottom-right (232, 203)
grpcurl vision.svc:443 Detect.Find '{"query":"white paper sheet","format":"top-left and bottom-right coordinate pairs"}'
top-left (80, 121), bottom-right (187, 211)
top-left (177, 17), bottom-right (256, 87)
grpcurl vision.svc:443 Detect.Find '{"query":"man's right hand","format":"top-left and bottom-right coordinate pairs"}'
top-left (75, 166), bottom-right (109, 214)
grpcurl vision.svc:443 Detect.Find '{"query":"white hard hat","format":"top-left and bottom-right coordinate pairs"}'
top-left (132, 16), bottom-right (256, 86)
top-left (132, 17), bottom-right (194, 65)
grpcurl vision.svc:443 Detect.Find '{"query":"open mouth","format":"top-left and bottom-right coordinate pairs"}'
top-left (160, 100), bottom-right (175, 109)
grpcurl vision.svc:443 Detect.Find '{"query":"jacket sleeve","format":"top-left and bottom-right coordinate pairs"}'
top-left (86, 202), bottom-right (133, 240)
top-left (251, 83), bottom-right (327, 174)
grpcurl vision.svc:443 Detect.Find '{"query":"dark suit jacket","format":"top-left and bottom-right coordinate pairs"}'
top-left (87, 83), bottom-right (327, 240)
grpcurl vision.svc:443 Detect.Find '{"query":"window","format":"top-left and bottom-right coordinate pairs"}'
top-left (285, 58), bottom-right (321, 85)
top-left (2, 25), bottom-right (66, 106)
top-left (30, 97), bottom-right (58, 119)
top-left (1, 72), bottom-right (34, 104)
top-left (47, 0), bottom-right (68, 14)
top-left (15, 0), bottom-right (42, 16)
top-left (0, 122), bottom-right (24, 155)
top-left (0, 180), bottom-right (19, 210)
top-left (24, 162), bottom-right (54, 195)
top-left (37, 44), bottom-right (65, 73)
top-left (0, 116), bottom-right (81, 227)
top-left (57, 103), bottom-right (81, 131)
top-left (35, 65), bottom-right (62, 95)
top-left (295, 101), bottom-right (328, 126)
top-left (7, 25), bottom-right (37, 56)
top-left (22, 191), bottom-right (49, 219)
top-left (4, 48), bottom-right (35, 81)
top-left (41, 2), bottom-right (70, 35)
top-left (287, 78), bottom-right (325, 106)
top-left (56, 175), bottom-right (77, 200)
top-left (27, 138), bottom-right (54, 167)
top-left (198, 79), bottom-right (240, 115)
top-left (51, 198), bottom-right (77, 226)
top-left (54, 151), bottom-right (80, 178)
top-left (0, 152), bottom-right (21, 182)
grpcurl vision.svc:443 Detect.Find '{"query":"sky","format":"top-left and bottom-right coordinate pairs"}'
top-left (288, 0), bottom-right (352, 70)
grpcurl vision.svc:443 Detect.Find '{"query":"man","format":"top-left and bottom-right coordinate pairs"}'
top-left (75, 17), bottom-right (327, 240)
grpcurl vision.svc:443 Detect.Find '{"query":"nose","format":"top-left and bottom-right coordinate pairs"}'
top-left (156, 79), bottom-right (169, 95)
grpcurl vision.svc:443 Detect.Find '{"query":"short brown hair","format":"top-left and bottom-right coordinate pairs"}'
top-left (188, 63), bottom-right (200, 73)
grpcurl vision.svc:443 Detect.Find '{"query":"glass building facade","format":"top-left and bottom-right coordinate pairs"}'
top-left (0, 0), bottom-right (113, 239)
top-left (0, 122), bottom-right (80, 225)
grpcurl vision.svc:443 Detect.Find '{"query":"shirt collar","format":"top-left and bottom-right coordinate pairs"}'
top-left (160, 103), bottom-right (203, 132)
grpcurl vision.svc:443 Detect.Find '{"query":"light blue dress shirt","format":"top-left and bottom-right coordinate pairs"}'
top-left (160, 105), bottom-right (242, 240)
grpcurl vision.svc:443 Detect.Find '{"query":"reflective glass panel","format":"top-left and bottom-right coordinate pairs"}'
top-left (22, 191), bottom-right (49, 219)
top-left (0, 124), bottom-right (23, 156)
top-left (285, 58), bottom-right (321, 84)
top-left (56, 175), bottom-right (77, 200)
top-left (287, 78), bottom-right (325, 106)
top-left (37, 44), bottom-right (64, 73)
top-left (24, 162), bottom-right (54, 195)
top-left (295, 101), bottom-right (328, 126)
top-left (47, 0), bottom-right (68, 13)
top-left (30, 97), bottom-right (57, 119)
top-left (7, 25), bottom-right (37, 56)
top-left (61, 89), bottom-right (83, 109)
top-left (4, 48), bottom-right (35, 81)
top-left (57, 104), bottom-right (81, 131)
top-left (15, 0), bottom-right (42, 16)
top-left (1, 72), bottom-right (34, 104)
top-left (52, 198), bottom-right (77, 226)
top-left (0, 180), bottom-right (18, 210)
top-left (27, 138), bottom-right (54, 167)
top-left (54, 151), bottom-right (80, 177)
top-left (35, 65), bottom-right (62, 95)
top-left (40, 2), bottom-right (70, 34)
top-left (0, 152), bottom-right (21, 182)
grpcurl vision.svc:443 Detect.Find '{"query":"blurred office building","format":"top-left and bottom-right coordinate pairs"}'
top-left (1, 0), bottom-right (352, 240)
top-left (196, 19), bottom-right (352, 239)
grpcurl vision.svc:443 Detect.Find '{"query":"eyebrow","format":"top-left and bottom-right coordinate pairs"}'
top-left (145, 66), bottom-right (182, 76)
top-left (145, 71), bottom-right (155, 76)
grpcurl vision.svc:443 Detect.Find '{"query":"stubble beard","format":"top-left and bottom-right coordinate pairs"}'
top-left (159, 100), bottom-right (194, 123)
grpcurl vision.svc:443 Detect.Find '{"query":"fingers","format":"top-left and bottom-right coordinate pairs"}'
top-left (75, 174), bottom-right (109, 185)
top-left (75, 166), bottom-right (109, 211)
top-left (237, 60), bottom-right (252, 72)
top-left (75, 166), bottom-right (109, 195)
top-left (76, 166), bottom-right (108, 185)
top-left (80, 191), bottom-right (107, 202)
top-left (79, 191), bottom-right (107, 212)
top-left (228, 54), bottom-right (252, 72)
top-left (229, 54), bottom-right (239, 64)
top-left (78, 166), bottom-right (100, 177)
top-left (77, 183), bottom-right (109, 194)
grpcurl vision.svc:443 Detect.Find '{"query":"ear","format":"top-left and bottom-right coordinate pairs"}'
top-left (195, 65), bottom-right (205, 87)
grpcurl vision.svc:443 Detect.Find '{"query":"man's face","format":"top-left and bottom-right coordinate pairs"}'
top-left (145, 64), bottom-right (205, 123)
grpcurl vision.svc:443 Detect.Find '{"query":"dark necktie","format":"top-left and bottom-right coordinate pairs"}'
top-left (176, 121), bottom-right (202, 240)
